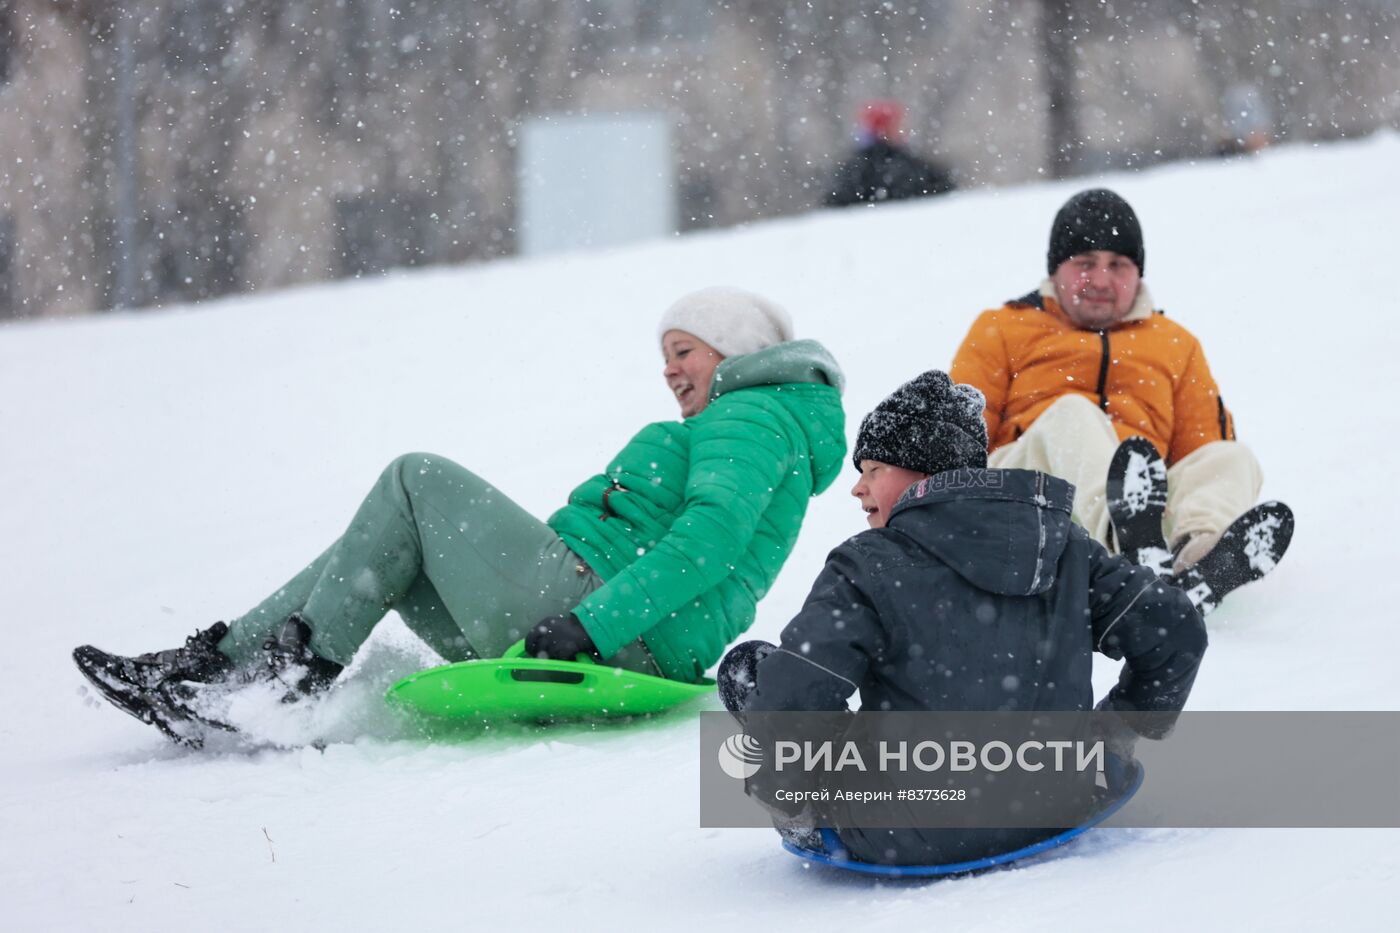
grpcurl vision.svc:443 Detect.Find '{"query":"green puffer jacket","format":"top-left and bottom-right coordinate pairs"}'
top-left (548, 339), bottom-right (847, 682)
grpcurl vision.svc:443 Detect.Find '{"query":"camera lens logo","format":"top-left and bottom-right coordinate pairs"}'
top-left (718, 732), bottom-right (764, 780)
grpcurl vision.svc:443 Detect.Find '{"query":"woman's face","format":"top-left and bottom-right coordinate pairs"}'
top-left (662, 329), bottom-right (725, 417)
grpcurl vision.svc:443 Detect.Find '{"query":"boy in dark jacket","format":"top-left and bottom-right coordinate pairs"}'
top-left (719, 370), bottom-right (1207, 866)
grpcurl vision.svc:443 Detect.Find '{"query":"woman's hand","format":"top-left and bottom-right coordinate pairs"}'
top-left (524, 614), bottom-right (602, 662)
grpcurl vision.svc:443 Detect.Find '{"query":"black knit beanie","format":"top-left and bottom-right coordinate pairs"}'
top-left (1047, 188), bottom-right (1145, 275)
top-left (853, 371), bottom-right (989, 476)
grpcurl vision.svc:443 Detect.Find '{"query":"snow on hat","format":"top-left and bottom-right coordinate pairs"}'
top-left (1047, 188), bottom-right (1146, 275)
top-left (853, 370), bottom-right (989, 476)
top-left (657, 287), bottom-right (795, 359)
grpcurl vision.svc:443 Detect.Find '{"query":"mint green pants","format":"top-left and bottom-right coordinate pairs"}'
top-left (220, 453), bottom-right (658, 675)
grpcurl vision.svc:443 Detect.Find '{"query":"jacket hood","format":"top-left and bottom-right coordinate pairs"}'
top-left (886, 468), bottom-right (1075, 596)
top-left (709, 339), bottom-right (847, 495)
top-left (710, 338), bottom-right (846, 398)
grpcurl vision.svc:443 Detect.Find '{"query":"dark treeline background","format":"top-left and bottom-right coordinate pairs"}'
top-left (1, 0), bottom-right (1396, 318)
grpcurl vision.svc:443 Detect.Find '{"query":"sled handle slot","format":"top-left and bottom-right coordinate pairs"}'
top-left (509, 668), bottom-right (586, 685)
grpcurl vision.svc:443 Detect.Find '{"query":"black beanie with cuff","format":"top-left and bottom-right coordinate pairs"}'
top-left (1047, 188), bottom-right (1145, 275)
top-left (853, 370), bottom-right (989, 477)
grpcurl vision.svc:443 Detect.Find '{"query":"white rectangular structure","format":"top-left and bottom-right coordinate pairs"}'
top-left (518, 113), bottom-right (676, 256)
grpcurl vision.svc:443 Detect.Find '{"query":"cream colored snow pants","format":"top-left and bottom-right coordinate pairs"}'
top-left (987, 395), bottom-right (1263, 550)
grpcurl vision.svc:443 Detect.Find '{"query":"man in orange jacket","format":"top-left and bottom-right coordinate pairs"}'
top-left (950, 188), bottom-right (1262, 570)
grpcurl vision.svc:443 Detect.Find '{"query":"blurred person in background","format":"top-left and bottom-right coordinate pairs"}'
top-left (825, 100), bottom-right (956, 207)
top-left (1215, 82), bottom-right (1275, 157)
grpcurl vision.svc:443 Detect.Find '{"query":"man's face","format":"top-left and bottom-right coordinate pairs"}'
top-left (1050, 250), bottom-right (1141, 330)
top-left (852, 460), bottom-right (928, 528)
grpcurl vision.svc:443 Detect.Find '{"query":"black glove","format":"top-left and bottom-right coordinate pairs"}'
top-left (524, 614), bottom-right (601, 662)
top-left (1092, 697), bottom-right (1143, 761)
top-left (717, 640), bottom-right (776, 713)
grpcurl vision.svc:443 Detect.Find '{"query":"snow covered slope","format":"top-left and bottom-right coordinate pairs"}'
top-left (3, 136), bottom-right (1398, 931)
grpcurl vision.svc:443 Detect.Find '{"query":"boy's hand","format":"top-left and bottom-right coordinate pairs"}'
top-left (524, 614), bottom-right (602, 662)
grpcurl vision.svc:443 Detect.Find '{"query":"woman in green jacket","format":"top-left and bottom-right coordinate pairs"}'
top-left (74, 287), bottom-right (847, 744)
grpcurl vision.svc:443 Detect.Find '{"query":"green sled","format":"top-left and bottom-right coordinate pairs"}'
top-left (385, 641), bottom-right (715, 724)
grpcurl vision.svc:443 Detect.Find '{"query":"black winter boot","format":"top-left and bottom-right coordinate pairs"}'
top-left (262, 614), bottom-right (344, 701)
top-left (73, 622), bottom-right (237, 744)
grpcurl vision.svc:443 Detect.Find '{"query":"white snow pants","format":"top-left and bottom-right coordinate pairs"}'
top-left (987, 395), bottom-right (1263, 550)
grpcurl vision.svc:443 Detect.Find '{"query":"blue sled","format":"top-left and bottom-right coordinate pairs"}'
top-left (783, 756), bottom-right (1145, 878)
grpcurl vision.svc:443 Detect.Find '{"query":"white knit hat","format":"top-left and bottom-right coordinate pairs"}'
top-left (657, 286), bottom-right (795, 358)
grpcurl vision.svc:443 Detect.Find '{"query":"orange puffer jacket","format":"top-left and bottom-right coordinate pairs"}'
top-left (950, 282), bottom-right (1235, 465)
